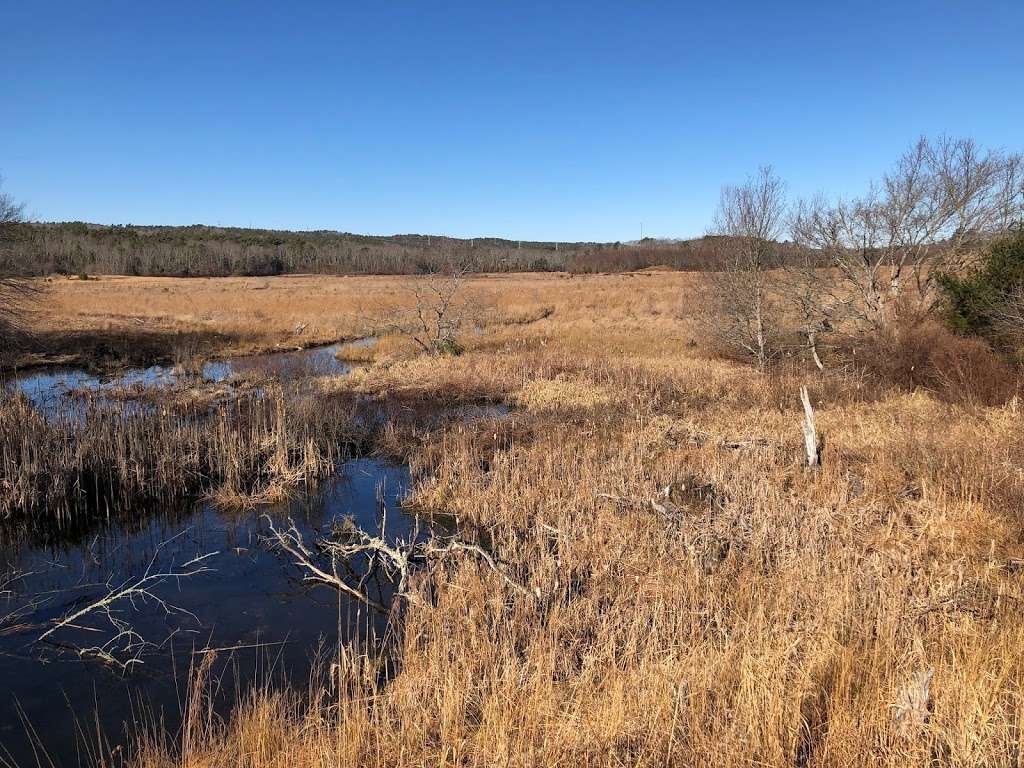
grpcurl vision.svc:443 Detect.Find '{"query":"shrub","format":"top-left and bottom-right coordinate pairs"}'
top-left (938, 230), bottom-right (1024, 343)
top-left (856, 319), bottom-right (1018, 406)
top-left (435, 337), bottom-right (464, 356)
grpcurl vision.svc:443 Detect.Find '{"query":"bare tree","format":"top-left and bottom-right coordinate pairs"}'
top-left (705, 166), bottom-right (787, 369)
top-left (367, 255), bottom-right (480, 356)
top-left (404, 269), bottom-right (469, 355)
top-left (0, 178), bottom-right (23, 243)
top-left (995, 152), bottom-right (1024, 231)
top-left (893, 137), bottom-right (1009, 301)
top-left (792, 137), bottom-right (1020, 330)
top-left (790, 191), bottom-right (890, 333)
top-left (780, 236), bottom-right (837, 370)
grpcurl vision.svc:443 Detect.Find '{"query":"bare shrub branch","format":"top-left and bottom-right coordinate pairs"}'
top-left (358, 253), bottom-right (487, 356)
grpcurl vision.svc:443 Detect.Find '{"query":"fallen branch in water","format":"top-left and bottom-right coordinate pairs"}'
top-left (37, 532), bottom-right (217, 668)
top-left (265, 515), bottom-right (535, 610)
top-left (0, 567), bottom-right (48, 637)
top-left (266, 516), bottom-right (390, 613)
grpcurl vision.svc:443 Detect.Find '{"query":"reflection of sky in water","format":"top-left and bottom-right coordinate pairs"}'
top-left (0, 335), bottom-right (512, 764)
top-left (4, 342), bottom-right (356, 412)
top-left (0, 457), bottom-right (413, 768)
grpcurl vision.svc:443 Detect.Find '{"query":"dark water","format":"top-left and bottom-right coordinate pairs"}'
top-left (0, 340), bottom-right (511, 765)
top-left (0, 341), bottom-right (407, 766)
top-left (0, 457), bottom-right (414, 767)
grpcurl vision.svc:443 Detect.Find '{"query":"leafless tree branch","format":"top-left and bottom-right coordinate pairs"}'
top-left (265, 515), bottom-right (534, 612)
top-left (791, 137), bottom-right (1021, 330)
top-left (36, 533), bottom-right (217, 668)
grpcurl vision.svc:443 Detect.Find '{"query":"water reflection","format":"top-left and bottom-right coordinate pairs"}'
top-left (0, 457), bottom-right (412, 767)
top-left (4, 342), bottom-right (354, 413)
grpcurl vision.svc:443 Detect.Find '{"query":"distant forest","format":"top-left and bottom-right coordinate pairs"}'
top-left (1, 222), bottom-right (812, 276)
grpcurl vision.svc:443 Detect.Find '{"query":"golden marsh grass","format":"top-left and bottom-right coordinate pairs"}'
top-left (12, 272), bottom-right (1024, 766)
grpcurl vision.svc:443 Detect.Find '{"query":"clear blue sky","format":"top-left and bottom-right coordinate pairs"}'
top-left (3, 1), bottom-right (1022, 241)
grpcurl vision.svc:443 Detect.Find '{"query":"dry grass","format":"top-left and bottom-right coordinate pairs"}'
top-left (23, 272), bottom-right (698, 367)
top-left (0, 385), bottom-right (364, 524)
top-left (16, 272), bottom-right (1024, 766)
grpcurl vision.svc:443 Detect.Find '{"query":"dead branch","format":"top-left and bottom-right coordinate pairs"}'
top-left (800, 386), bottom-right (820, 467)
top-left (597, 492), bottom-right (645, 508)
top-left (37, 534), bottom-right (217, 667)
top-left (427, 540), bottom-right (536, 600)
top-left (0, 567), bottom-right (49, 637)
top-left (265, 515), bottom-right (535, 609)
top-left (265, 516), bottom-right (390, 612)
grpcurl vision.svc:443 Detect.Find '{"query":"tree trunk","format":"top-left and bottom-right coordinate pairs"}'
top-left (887, 271), bottom-right (903, 322)
top-left (808, 331), bottom-right (824, 371)
top-left (754, 286), bottom-right (767, 370)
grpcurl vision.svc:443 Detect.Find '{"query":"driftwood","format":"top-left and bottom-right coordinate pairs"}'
top-left (682, 428), bottom-right (776, 451)
top-left (265, 516), bottom-right (534, 609)
top-left (37, 535), bottom-right (216, 669)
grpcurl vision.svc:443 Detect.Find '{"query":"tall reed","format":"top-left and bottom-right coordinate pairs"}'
top-left (0, 384), bottom-right (363, 524)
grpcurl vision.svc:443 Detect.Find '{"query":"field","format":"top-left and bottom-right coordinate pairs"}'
top-left (24, 271), bottom-right (696, 364)
top-left (9, 272), bottom-right (1024, 766)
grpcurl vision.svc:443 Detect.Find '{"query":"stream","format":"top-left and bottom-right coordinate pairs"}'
top-left (6, 341), bottom-right (358, 414)
top-left (0, 341), bottom-right (469, 767)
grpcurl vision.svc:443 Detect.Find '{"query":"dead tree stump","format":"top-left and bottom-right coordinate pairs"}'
top-left (800, 385), bottom-right (820, 468)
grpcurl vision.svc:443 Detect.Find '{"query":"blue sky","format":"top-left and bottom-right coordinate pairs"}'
top-left (3, 1), bottom-right (1022, 241)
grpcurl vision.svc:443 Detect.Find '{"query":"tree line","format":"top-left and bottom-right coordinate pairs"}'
top-left (0, 220), bottom-right (802, 277)
top-left (0, 210), bottom-right (836, 278)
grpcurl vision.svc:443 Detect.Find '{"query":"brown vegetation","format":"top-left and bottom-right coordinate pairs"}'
top-left (9, 270), bottom-right (1018, 766)
top-left (0, 385), bottom-right (363, 524)
top-left (14, 271), bottom-right (701, 369)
